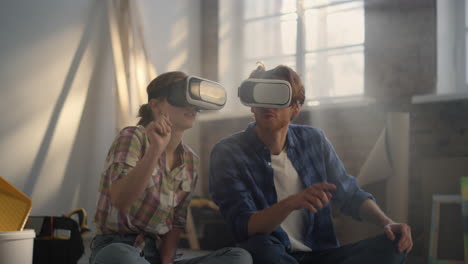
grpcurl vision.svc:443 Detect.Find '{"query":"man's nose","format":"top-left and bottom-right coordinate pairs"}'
top-left (261, 107), bottom-right (275, 112)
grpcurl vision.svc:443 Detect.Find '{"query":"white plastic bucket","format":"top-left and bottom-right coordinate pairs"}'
top-left (0, 229), bottom-right (35, 264)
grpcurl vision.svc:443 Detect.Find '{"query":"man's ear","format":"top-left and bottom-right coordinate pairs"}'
top-left (290, 104), bottom-right (301, 121)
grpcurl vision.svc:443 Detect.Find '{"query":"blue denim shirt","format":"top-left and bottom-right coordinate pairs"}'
top-left (209, 122), bottom-right (375, 251)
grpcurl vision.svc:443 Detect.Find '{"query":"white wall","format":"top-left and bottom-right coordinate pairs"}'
top-left (140, 0), bottom-right (201, 75)
top-left (0, 0), bottom-right (114, 216)
top-left (0, 0), bottom-right (202, 219)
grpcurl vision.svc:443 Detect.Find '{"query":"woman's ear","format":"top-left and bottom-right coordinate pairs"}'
top-left (148, 98), bottom-right (157, 107)
top-left (148, 98), bottom-right (162, 112)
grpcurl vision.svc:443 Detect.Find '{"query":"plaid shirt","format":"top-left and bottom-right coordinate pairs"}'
top-left (209, 122), bottom-right (374, 251)
top-left (94, 125), bottom-right (198, 250)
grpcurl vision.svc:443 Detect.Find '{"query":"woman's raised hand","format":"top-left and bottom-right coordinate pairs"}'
top-left (146, 113), bottom-right (172, 155)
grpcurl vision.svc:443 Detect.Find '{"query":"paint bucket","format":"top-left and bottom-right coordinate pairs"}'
top-left (0, 229), bottom-right (35, 264)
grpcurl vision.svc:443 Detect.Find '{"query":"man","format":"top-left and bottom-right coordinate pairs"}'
top-left (209, 64), bottom-right (412, 264)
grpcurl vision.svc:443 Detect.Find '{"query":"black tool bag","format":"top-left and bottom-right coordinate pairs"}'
top-left (26, 208), bottom-right (91, 264)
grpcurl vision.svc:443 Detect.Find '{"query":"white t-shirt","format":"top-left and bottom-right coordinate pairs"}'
top-left (271, 150), bottom-right (312, 252)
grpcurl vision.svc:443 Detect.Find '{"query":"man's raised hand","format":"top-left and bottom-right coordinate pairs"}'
top-left (286, 183), bottom-right (337, 213)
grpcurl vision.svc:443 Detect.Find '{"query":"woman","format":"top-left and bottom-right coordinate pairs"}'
top-left (90, 71), bottom-right (252, 264)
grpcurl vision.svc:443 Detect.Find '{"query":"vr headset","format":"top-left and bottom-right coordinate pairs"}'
top-left (238, 78), bottom-right (292, 108)
top-left (149, 76), bottom-right (227, 110)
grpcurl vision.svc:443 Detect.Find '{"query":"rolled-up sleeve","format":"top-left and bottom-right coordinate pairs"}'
top-left (209, 142), bottom-right (257, 242)
top-left (321, 131), bottom-right (375, 220)
top-left (104, 127), bottom-right (144, 183)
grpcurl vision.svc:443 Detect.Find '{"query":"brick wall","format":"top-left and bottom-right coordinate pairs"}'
top-left (365, 0), bottom-right (436, 100)
top-left (409, 101), bottom-right (468, 258)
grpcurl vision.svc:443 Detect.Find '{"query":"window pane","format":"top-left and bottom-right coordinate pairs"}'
top-left (243, 56), bottom-right (296, 79)
top-left (305, 46), bottom-right (363, 99)
top-left (244, 14), bottom-right (297, 59)
top-left (303, 0), bottom-right (356, 9)
top-left (244, 0), bottom-right (297, 20)
top-left (305, 1), bottom-right (364, 51)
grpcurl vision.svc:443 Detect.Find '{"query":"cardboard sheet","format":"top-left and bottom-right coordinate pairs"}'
top-left (357, 112), bottom-right (409, 223)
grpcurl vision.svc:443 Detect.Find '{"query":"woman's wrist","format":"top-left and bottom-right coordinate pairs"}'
top-left (161, 255), bottom-right (173, 264)
top-left (160, 251), bottom-right (176, 264)
top-left (145, 145), bottom-right (164, 158)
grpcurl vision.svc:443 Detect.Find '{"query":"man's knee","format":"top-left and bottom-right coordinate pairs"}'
top-left (366, 234), bottom-right (407, 264)
top-left (238, 235), bottom-right (296, 264)
top-left (211, 247), bottom-right (253, 263)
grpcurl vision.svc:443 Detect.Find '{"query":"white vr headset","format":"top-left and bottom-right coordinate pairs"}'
top-left (149, 76), bottom-right (227, 111)
top-left (238, 78), bottom-right (292, 108)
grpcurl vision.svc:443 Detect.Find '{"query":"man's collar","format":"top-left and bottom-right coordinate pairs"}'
top-left (286, 124), bottom-right (296, 149)
top-left (244, 122), bottom-right (265, 152)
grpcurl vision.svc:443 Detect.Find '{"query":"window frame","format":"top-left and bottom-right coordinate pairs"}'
top-left (241, 0), bottom-right (365, 102)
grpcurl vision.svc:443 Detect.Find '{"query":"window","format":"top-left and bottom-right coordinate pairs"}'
top-left (241, 0), bottom-right (365, 102)
top-left (242, 0), bottom-right (298, 78)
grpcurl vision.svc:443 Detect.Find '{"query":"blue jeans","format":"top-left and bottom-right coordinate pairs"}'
top-left (238, 234), bottom-right (407, 264)
top-left (89, 234), bottom-right (252, 264)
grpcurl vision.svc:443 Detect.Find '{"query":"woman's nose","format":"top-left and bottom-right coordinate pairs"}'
top-left (186, 105), bottom-right (198, 112)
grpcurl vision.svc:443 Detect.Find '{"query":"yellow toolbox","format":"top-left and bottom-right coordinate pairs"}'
top-left (0, 176), bottom-right (32, 231)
